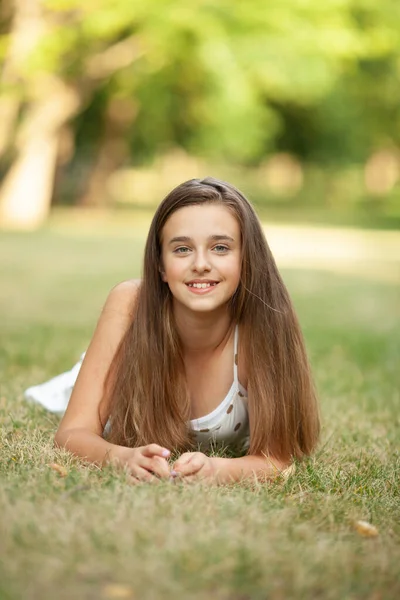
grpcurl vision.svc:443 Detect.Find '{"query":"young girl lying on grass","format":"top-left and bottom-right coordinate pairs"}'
top-left (26, 177), bottom-right (320, 484)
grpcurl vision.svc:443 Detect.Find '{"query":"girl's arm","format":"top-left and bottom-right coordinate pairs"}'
top-left (55, 280), bottom-right (138, 460)
top-left (54, 280), bottom-right (171, 480)
top-left (173, 452), bottom-right (292, 484)
top-left (210, 454), bottom-right (292, 483)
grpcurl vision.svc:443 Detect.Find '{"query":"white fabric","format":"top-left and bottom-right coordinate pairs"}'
top-left (24, 354), bottom-right (85, 414)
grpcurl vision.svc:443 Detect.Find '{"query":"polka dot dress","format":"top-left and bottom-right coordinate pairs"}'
top-left (189, 324), bottom-right (250, 452)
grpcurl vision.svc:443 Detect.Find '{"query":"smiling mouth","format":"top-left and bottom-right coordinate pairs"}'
top-left (186, 282), bottom-right (219, 289)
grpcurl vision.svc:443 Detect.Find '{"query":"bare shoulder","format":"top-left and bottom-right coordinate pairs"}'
top-left (103, 279), bottom-right (142, 317)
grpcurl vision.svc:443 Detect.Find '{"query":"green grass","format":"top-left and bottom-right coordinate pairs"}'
top-left (0, 225), bottom-right (399, 600)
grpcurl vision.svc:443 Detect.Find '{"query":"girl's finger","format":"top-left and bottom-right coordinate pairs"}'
top-left (127, 475), bottom-right (141, 486)
top-left (172, 452), bottom-right (194, 471)
top-left (175, 456), bottom-right (204, 477)
top-left (128, 466), bottom-right (157, 483)
top-left (142, 444), bottom-right (171, 459)
top-left (141, 456), bottom-right (170, 479)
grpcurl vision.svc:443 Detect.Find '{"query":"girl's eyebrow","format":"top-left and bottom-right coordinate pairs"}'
top-left (168, 235), bottom-right (235, 245)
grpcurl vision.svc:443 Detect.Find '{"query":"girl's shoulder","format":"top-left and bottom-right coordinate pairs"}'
top-left (103, 279), bottom-right (142, 317)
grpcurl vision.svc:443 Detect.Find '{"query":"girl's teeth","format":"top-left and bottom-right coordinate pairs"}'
top-left (188, 282), bottom-right (216, 288)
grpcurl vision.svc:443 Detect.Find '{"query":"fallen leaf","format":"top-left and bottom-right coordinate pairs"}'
top-left (354, 520), bottom-right (379, 537)
top-left (102, 584), bottom-right (134, 598)
top-left (48, 463), bottom-right (68, 477)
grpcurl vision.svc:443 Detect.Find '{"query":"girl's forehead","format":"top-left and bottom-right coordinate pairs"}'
top-left (161, 203), bottom-right (240, 238)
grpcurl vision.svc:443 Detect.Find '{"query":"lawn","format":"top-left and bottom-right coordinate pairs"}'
top-left (0, 222), bottom-right (399, 600)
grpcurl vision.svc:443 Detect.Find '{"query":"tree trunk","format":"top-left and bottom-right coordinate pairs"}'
top-left (0, 0), bottom-right (44, 159)
top-left (0, 0), bottom-right (81, 229)
top-left (0, 96), bottom-right (20, 160)
top-left (78, 97), bottom-right (135, 207)
top-left (0, 82), bottom-right (80, 229)
top-left (0, 0), bottom-right (142, 227)
top-left (0, 134), bottom-right (58, 229)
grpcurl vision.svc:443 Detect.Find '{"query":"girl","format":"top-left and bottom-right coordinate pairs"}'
top-left (26, 177), bottom-right (320, 484)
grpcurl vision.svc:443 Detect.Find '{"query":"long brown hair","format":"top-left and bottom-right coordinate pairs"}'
top-left (106, 177), bottom-right (320, 460)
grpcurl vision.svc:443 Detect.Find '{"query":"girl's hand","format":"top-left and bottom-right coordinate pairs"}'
top-left (172, 452), bottom-right (216, 482)
top-left (119, 444), bottom-right (172, 483)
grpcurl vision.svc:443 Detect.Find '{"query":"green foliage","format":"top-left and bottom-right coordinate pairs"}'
top-left (9, 1), bottom-right (398, 158)
top-left (2, 0), bottom-right (400, 209)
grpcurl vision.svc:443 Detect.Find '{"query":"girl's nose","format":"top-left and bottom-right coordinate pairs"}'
top-left (192, 249), bottom-right (211, 272)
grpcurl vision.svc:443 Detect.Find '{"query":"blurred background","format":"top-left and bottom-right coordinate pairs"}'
top-left (1, 0), bottom-right (400, 232)
top-left (1, 7), bottom-right (399, 597)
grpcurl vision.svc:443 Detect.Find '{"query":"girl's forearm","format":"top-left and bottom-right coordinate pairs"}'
top-left (54, 428), bottom-right (131, 467)
top-left (211, 455), bottom-right (291, 484)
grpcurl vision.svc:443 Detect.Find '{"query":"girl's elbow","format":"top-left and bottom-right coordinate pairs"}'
top-left (54, 426), bottom-right (70, 449)
top-left (54, 429), bottom-right (64, 449)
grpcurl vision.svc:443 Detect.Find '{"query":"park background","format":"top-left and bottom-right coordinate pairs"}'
top-left (1, 0), bottom-right (400, 228)
top-left (0, 2), bottom-right (399, 600)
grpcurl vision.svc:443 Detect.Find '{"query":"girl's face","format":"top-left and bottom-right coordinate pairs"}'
top-left (160, 203), bottom-right (242, 315)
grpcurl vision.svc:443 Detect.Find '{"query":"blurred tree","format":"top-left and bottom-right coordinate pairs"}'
top-left (274, 1), bottom-right (400, 166)
top-left (0, 0), bottom-right (399, 228)
top-left (0, 0), bottom-right (18, 158)
top-left (0, 1), bottom-right (143, 227)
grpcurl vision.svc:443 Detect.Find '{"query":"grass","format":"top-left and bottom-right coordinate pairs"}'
top-left (0, 223), bottom-right (399, 600)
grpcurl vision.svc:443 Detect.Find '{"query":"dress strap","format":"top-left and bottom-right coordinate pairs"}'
top-left (233, 324), bottom-right (239, 385)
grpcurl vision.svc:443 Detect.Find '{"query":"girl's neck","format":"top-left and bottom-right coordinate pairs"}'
top-left (173, 305), bottom-right (234, 357)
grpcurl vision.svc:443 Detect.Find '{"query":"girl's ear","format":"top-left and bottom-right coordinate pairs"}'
top-left (159, 265), bottom-right (167, 282)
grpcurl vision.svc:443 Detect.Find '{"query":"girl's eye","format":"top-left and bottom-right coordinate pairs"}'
top-left (173, 245), bottom-right (229, 254)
